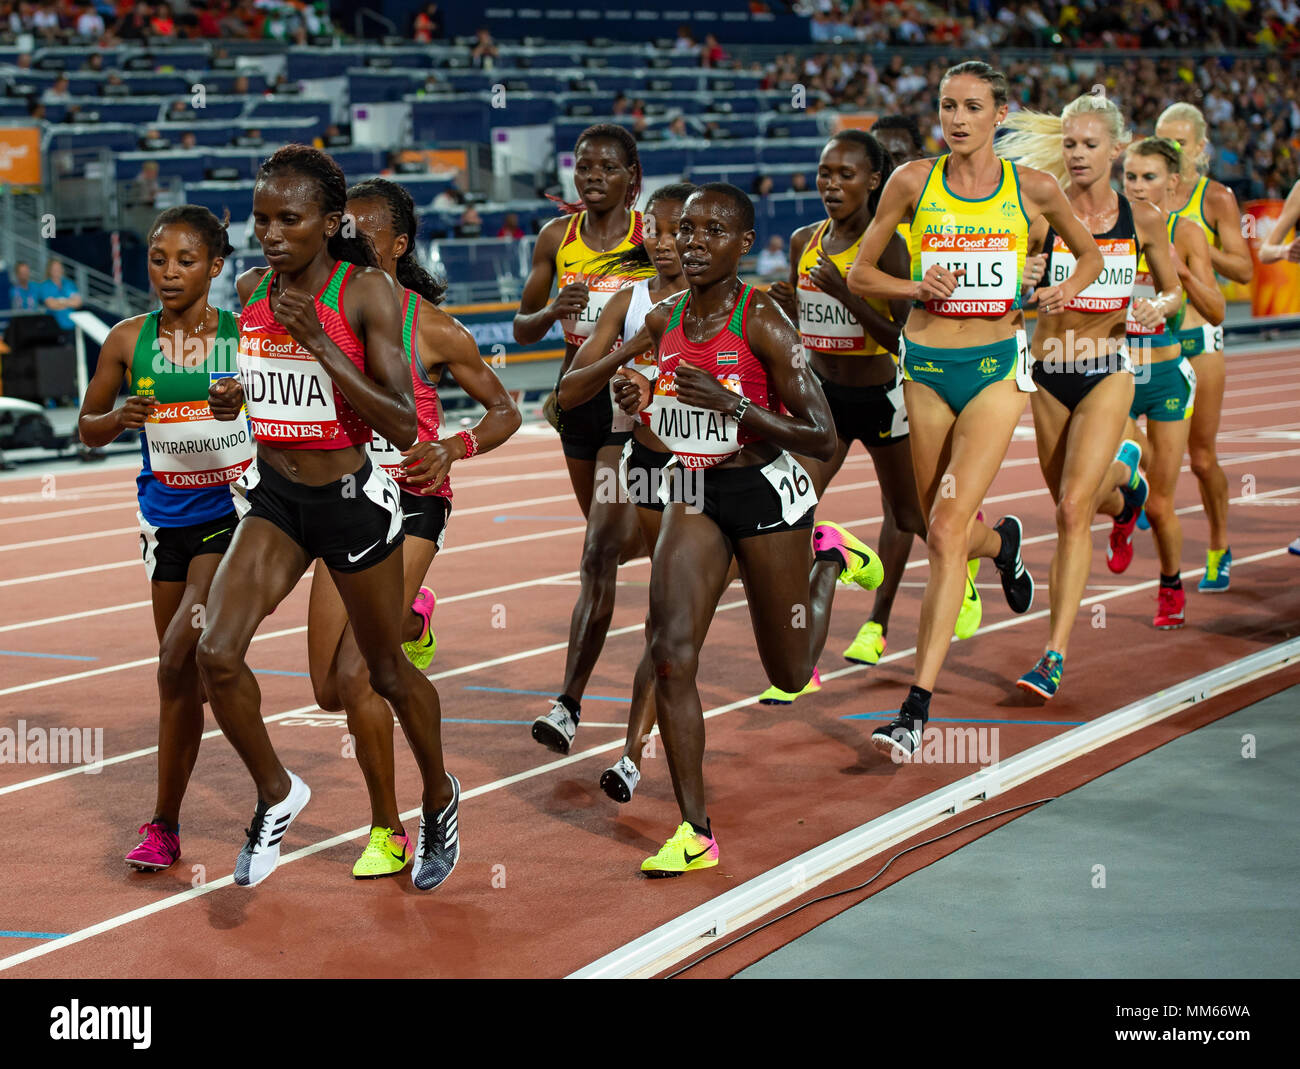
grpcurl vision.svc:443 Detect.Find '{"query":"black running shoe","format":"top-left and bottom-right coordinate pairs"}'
top-left (870, 714), bottom-right (924, 761)
top-left (993, 515), bottom-right (1034, 614)
top-left (413, 773), bottom-right (460, 891)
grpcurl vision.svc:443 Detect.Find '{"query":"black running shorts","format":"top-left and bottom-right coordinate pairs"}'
top-left (400, 490), bottom-right (451, 549)
top-left (138, 509), bottom-right (239, 583)
top-left (816, 368), bottom-right (909, 446)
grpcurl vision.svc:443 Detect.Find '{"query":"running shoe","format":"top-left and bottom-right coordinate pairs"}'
top-left (401, 586), bottom-right (437, 670)
top-left (1107, 504), bottom-right (1141, 575)
top-left (234, 770), bottom-right (311, 888)
top-left (813, 521), bottom-right (885, 590)
top-left (413, 773), bottom-right (460, 891)
top-left (125, 822), bottom-right (180, 872)
top-left (992, 516), bottom-right (1035, 613)
top-left (1154, 585), bottom-right (1186, 630)
top-left (599, 756), bottom-right (641, 804)
top-left (954, 559), bottom-right (982, 640)
top-left (1017, 651), bottom-right (1064, 700)
top-left (870, 713), bottom-right (924, 761)
top-left (1290, 537), bottom-right (1300, 556)
top-left (641, 821), bottom-right (719, 877)
top-left (843, 620), bottom-right (886, 665)
top-left (1116, 438), bottom-right (1143, 489)
top-left (1198, 548), bottom-right (1232, 593)
top-left (531, 698), bottom-right (578, 754)
top-left (758, 667), bottom-right (822, 705)
top-left (352, 827), bottom-right (413, 879)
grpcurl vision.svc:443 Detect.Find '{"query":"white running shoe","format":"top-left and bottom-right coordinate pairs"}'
top-left (234, 771), bottom-right (311, 887)
top-left (531, 699), bottom-right (578, 754)
top-left (413, 774), bottom-right (460, 892)
top-left (599, 756), bottom-right (641, 804)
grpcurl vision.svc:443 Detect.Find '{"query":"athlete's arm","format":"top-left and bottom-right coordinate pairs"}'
top-left (1204, 181), bottom-right (1253, 283)
top-left (77, 316), bottom-right (150, 447)
top-left (851, 231), bottom-right (910, 355)
top-left (512, 217), bottom-right (586, 345)
top-left (846, 161), bottom-right (927, 302)
top-left (557, 284), bottom-right (634, 408)
top-left (272, 265), bottom-right (417, 447)
top-left (1175, 220), bottom-right (1226, 326)
top-left (1129, 200), bottom-right (1183, 328)
top-left (1260, 180), bottom-right (1300, 263)
top-left (612, 302), bottom-right (670, 417)
top-left (768, 222), bottom-right (814, 321)
top-left (672, 289), bottom-right (836, 462)
top-left (402, 305), bottom-right (521, 487)
top-left (1022, 169), bottom-right (1103, 309)
top-left (1020, 214), bottom-right (1050, 304)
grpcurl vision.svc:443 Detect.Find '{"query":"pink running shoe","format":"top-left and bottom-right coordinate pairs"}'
top-left (1154, 585), bottom-right (1186, 630)
top-left (125, 822), bottom-right (180, 871)
top-left (402, 587), bottom-right (438, 670)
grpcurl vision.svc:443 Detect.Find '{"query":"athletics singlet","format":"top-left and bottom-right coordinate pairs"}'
top-left (645, 284), bottom-right (781, 469)
top-left (909, 154), bottom-right (1030, 317)
top-left (132, 308), bottom-right (252, 527)
top-left (554, 210), bottom-right (645, 346)
top-left (1171, 176), bottom-right (1220, 252)
top-left (367, 289), bottom-right (452, 500)
top-left (1042, 193), bottom-right (1139, 313)
top-left (237, 262), bottom-right (373, 448)
top-left (607, 278), bottom-right (660, 434)
top-left (796, 219), bottom-right (891, 354)
top-left (1126, 214), bottom-right (1185, 343)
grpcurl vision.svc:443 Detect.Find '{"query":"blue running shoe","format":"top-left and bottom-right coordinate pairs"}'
top-left (1017, 651), bottom-right (1064, 700)
top-left (1198, 547), bottom-right (1232, 593)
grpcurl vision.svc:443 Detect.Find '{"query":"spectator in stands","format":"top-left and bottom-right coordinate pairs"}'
top-left (115, 1), bottom-right (152, 39)
top-left (179, 129), bottom-right (197, 149)
top-left (195, 1), bottom-right (221, 37)
top-left (80, 26), bottom-right (106, 52)
top-left (100, 70), bottom-right (125, 95)
top-left (700, 32), bottom-right (726, 68)
top-left (231, 73), bottom-right (251, 95)
top-left (752, 173), bottom-right (774, 198)
top-left (8, 3), bottom-right (35, 33)
top-left (496, 212), bottom-right (524, 239)
top-left (456, 205), bottom-right (483, 237)
top-left (789, 171), bottom-right (809, 192)
top-left (432, 186), bottom-right (463, 211)
top-left (9, 262), bottom-right (41, 311)
top-left (38, 260), bottom-right (81, 332)
top-left (471, 26), bottom-right (498, 70)
top-left (664, 115), bottom-right (690, 141)
top-left (41, 74), bottom-right (72, 103)
top-left (149, 0), bottom-right (176, 36)
top-left (26, 99), bottom-right (46, 121)
top-left (612, 92), bottom-right (630, 117)
top-left (673, 24), bottom-right (696, 52)
top-left (32, 1), bottom-right (62, 40)
top-left (755, 234), bottom-right (786, 278)
top-left (131, 159), bottom-right (161, 206)
top-left (413, 2), bottom-right (440, 43)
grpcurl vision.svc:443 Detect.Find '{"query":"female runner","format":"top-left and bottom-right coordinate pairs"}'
top-left (996, 95), bottom-right (1181, 697)
top-left (305, 178), bottom-right (519, 878)
top-left (847, 61), bottom-right (1103, 755)
top-left (199, 146), bottom-right (459, 891)
top-left (79, 206), bottom-right (251, 871)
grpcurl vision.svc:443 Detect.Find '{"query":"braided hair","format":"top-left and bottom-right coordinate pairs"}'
top-left (549, 122), bottom-right (643, 215)
top-left (255, 144), bottom-right (378, 268)
top-left (346, 178), bottom-right (447, 305)
top-left (824, 130), bottom-right (894, 216)
top-left (591, 182), bottom-right (696, 279)
top-left (148, 205), bottom-right (235, 259)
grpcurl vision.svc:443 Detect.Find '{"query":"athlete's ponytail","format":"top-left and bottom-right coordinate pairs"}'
top-left (548, 123), bottom-right (643, 216)
top-left (997, 93), bottom-right (1132, 187)
top-left (347, 178), bottom-right (447, 305)
top-left (590, 182), bottom-right (696, 280)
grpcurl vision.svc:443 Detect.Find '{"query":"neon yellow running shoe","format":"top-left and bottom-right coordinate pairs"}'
top-left (843, 620), bottom-right (886, 665)
top-left (954, 559), bottom-right (982, 640)
top-left (758, 667), bottom-right (823, 705)
top-left (813, 521), bottom-right (884, 590)
top-left (353, 827), bottom-right (413, 879)
top-left (401, 586), bottom-right (437, 670)
top-left (641, 821), bottom-right (719, 878)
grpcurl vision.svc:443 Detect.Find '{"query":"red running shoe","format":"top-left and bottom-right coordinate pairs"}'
top-left (1107, 512), bottom-right (1139, 574)
top-left (1154, 585), bottom-right (1185, 630)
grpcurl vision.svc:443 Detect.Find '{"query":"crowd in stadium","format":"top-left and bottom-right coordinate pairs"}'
top-left (0, 0), bottom-right (333, 42)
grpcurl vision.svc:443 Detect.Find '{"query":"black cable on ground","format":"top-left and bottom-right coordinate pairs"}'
top-left (664, 796), bottom-right (1059, 979)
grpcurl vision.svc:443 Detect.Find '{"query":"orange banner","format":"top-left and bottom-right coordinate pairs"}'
top-left (0, 126), bottom-right (41, 185)
top-left (830, 113), bottom-right (880, 134)
top-left (395, 148), bottom-right (468, 174)
top-left (1243, 199), bottom-right (1300, 317)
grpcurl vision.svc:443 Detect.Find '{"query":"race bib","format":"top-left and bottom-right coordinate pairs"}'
top-left (1125, 275), bottom-right (1163, 337)
top-left (759, 451), bottom-right (818, 527)
top-left (797, 279), bottom-right (864, 351)
top-left (367, 431), bottom-right (404, 476)
top-left (144, 399), bottom-right (254, 489)
top-left (559, 271), bottom-right (629, 346)
top-left (1013, 328), bottom-right (1035, 393)
top-left (1049, 236), bottom-right (1136, 312)
top-left (645, 367), bottom-right (744, 469)
top-left (237, 328), bottom-right (340, 443)
top-left (921, 232), bottom-right (1018, 316)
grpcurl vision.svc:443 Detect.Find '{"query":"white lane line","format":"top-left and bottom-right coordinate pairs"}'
top-left (0, 600), bottom-right (152, 635)
top-left (0, 527), bottom-right (139, 554)
top-left (1, 545), bottom-right (1291, 973)
top-left (0, 502), bottom-right (139, 527)
top-left (0, 559), bottom-right (140, 588)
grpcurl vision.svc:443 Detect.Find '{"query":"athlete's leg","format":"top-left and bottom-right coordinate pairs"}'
top-left (621, 504), bottom-right (664, 769)
top-left (648, 505), bottom-right (734, 829)
top-left (565, 455), bottom-right (597, 519)
top-left (1187, 350), bottom-right (1229, 551)
top-left (863, 437), bottom-right (926, 633)
top-left (329, 548), bottom-right (453, 814)
top-left (1144, 417), bottom-right (1192, 577)
top-left (398, 534), bottom-right (440, 644)
top-left (1044, 373), bottom-right (1134, 657)
top-left (151, 553), bottom-right (222, 827)
top-left (306, 563), bottom-right (348, 713)
top-left (197, 518), bottom-right (311, 802)
top-left (908, 379), bottom-right (1027, 691)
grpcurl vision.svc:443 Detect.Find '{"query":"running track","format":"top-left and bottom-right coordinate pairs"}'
top-left (1, 344), bottom-right (1298, 978)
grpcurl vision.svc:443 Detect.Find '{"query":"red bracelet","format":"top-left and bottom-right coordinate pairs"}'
top-left (455, 429), bottom-right (479, 459)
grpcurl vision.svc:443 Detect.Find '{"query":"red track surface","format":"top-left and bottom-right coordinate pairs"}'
top-left (1, 345), bottom-right (1298, 978)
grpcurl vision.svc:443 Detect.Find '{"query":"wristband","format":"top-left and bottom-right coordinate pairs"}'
top-left (733, 396), bottom-right (751, 422)
top-left (455, 428), bottom-right (479, 459)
